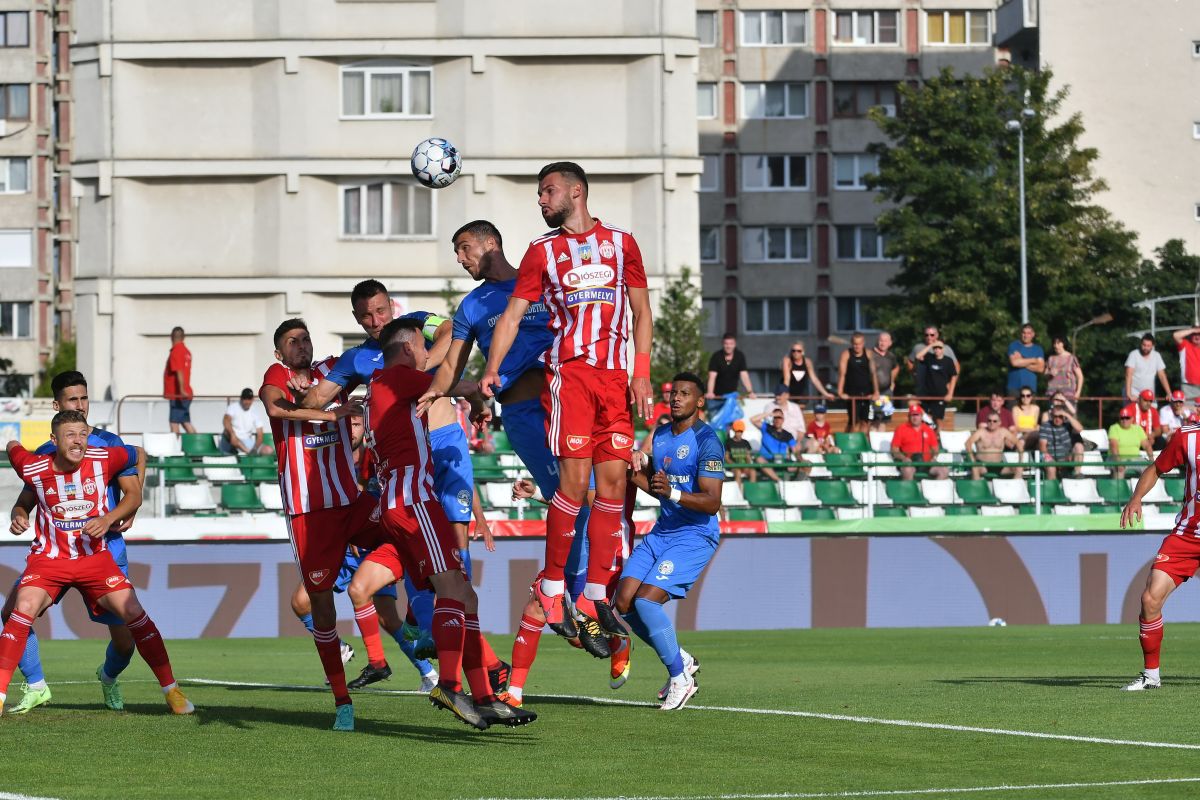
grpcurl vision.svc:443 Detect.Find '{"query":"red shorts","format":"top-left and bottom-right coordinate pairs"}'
top-left (1152, 533), bottom-right (1200, 586)
top-left (542, 361), bottom-right (634, 463)
top-left (377, 498), bottom-right (465, 591)
top-left (18, 551), bottom-right (131, 617)
top-left (287, 493), bottom-right (385, 592)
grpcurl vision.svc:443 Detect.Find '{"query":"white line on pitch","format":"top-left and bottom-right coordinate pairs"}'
top-left (0, 792), bottom-right (64, 800)
top-left (179, 678), bottom-right (1200, 751)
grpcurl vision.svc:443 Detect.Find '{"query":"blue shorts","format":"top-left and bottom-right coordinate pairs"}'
top-left (168, 398), bottom-right (192, 424)
top-left (622, 530), bottom-right (717, 600)
top-left (430, 423), bottom-right (473, 524)
top-left (333, 547), bottom-right (398, 599)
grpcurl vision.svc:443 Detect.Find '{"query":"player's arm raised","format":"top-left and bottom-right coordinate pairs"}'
top-left (627, 285), bottom-right (654, 420)
top-left (480, 296), bottom-right (530, 397)
top-left (419, 334), bottom-right (474, 414)
top-left (261, 384), bottom-right (358, 423)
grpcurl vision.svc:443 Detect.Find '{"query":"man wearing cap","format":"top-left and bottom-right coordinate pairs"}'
top-left (1159, 390), bottom-right (1188, 442)
top-left (919, 340), bottom-right (957, 426)
top-left (651, 382), bottom-right (672, 422)
top-left (1108, 409), bottom-right (1154, 480)
top-left (1122, 390), bottom-right (1163, 446)
top-left (724, 419), bottom-right (755, 489)
top-left (753, 408), bottom-right (800, 481)
top-left (220, 388), bottom-right (273, 455)
top-left (756, 384), bottom-right (806, 440)
top-left (890, 404), bottom-right (948, 481)
top-left (1124, 334), bottom-right (1171, 404)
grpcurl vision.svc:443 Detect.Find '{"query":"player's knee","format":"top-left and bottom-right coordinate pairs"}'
top-left (1141, 589), bottom-right (1165, 616)
top-left (347, 581), bottom-right (370, 607)
top-left (14, 595), bottom-right (42, 618)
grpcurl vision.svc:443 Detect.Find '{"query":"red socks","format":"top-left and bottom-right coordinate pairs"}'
top-left (126, 612), bottom-right (177, 689)
top-left (509, 614), bottom-right (543, 691)
top-left (311, 625), bottom-right (350, 706)
top-left (354, 603), bottom-right (387, 668)
top-left (543, 491), bottom-right (582, 582)
top-left (0, 611), bottom-right (32, 697)
top-left (1140, 615), bottom-right (1164, 669)
top-left (433, 598), bottom-right (466, 691)
top-left (479, 631), bottom-right (503, 672)
top-left (585, 495), bottom-right (626, 589)
top-left (463, 613), bottom-right (495, 702)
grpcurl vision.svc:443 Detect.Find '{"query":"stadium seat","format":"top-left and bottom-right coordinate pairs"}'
top-left (162, 457), bottom-right (197, 483)
top-left (262, 433), bottom-right (274, 450)
top-left (727, 508), bottom-right (765, 522)
top-left (1079, 429), bottom-right (1109, 452)
top-left (741, 481), bottom-right (785, 507)
top-left (631, 508), bottom-right (659, 522)
top-left (1079, 451), bottom-right (1109, 477)
top-left (508, 506), bottom-right (545, 520)
top-left (174, 483), bottom-right (216, 512)
top-left (1090, 505), bottom-right (1121, 514)
top-left (1062, 478), bottom-right (1105, 505)
top-left (1095, 478), bottom-right (1132, 506)
top-left (814, 481), bottom-right (856, 507)
top-left (848, 480), bottom-right (892, 506)
top-left (873, 506), bottom-right (907, 518)
top-left (635, 488), bottom-right (658, 508)
top-left (721, 482), bottom-right (749, 508)
top-left (259, 482), bottom-right (284, 512)
top-left (835, 507), bottom-right (866, 520)
top-left (1136, 478), bottom-right (1172, 505)
top-left (943, 505), bottom-right (979, 516)
top-left (1165, 478), bottom-right (1185, 503)
top-left (181, 433), bottom-right (221, 457)
top-left (1030, 478), bottom-right (1070, 504)
top-left (955, 479), bottom-right (998, 505)
top-left (861, 451), bottom-right (900, 478)
top-left (834, 432), bottom-right (870, 453)
top-left (824, 453), bottom-right (866, 479)
top-left (471, 453), bottom-right (505, 480)
top-left (1018, 504), bottom-right (1038, 515)
top-left (801, 507), bottom-right (835, 521)
top-left (780, 480), bottom-right (820, 507)
top-left (800, 454), bottom-right (831, 478)
top-left (202, 456), bottom-right (243, 482)
top-left (497, 452), bottom-right (525, 478)
top-left (764, 507), bottom-right (802, 523)
top-left (980, 505), bottom-right (1018, 516)
top-left (885, 480), bottom-right (928, 507)
top-left (920, 479), bottom-right (958, 505)
top-left (143, 432), bottom-right (183, 458)
top-left (908, 506), bottom-right (946, 518)
top-left (938, 430), bottom-right (970, 454)
top-left (221, 483), bottom-right (265, 512)
top-left (1053, 504), bottom-right (1091, 515)
top-left (491, 431), bottom-right (513, 453)
top-left (868, 432), bottom-right (892, 452)
top-left (991, 478), bottom-right (1032, 504)
top-left (483, 482), bottom-right (516, 508)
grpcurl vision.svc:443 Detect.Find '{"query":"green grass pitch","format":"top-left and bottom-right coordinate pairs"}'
top-left (5, 626), bottom-right (1200, 800)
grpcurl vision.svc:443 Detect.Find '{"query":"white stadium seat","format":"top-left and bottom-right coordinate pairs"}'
top-left (862, 451), bottom-right (900, 478)
top-left (173, 483), bottom-right (216, 512)
top-left (908, 506), bottom-right (946, 518)
top-left (143, 432), bottom-right (183, 458)
top-left (868, 432), bottom-right (892, 452)
top-left (1079, 429), bottom-right (1109, 452)
top-left (938, 430), bottom-right (970, 454)
top-left (259, 482), bottom-right (284, 512)
top-left (920, 479), bottom-right (958, 505)
top-left (764, 507), bottom-right (801, 523)
top-left (836, 507), bottom-right (867, 520)
top-left (1062, 478), bottom-right (1104, 505)
top-left (721, 482), bottom-right (749, 508)
top-left (781, 480), bottom-right (820, 506)
top-left (991, 478), bottom-right (1032, 504)
top-left (1053, 504), bottom-right (1091, 515)
top-left (1135, 478), bottom-right (1172, 505)
top-left (1079, 450), bottom-right (1110, 477)
top-left (483, 482), bottom-right (516, 508)
top-left (848, 480), bottom-right (892, 506)
top-left (201, 456), bottom-right (243, 482)
top-left (979, 505), bottom-right (1017, 516)
top-left (631, 508), bottom-right (659, 522)
top-left (800, 454), bottom-right (831, 478)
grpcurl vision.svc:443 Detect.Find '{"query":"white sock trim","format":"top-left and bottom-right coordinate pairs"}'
top-left (1146, 667), bottom-right (1161, 680)
top-left (540, 578), bottom-right (566, 597)
top-left (161, 681), bottom-right (178, 694)
top-left (507, 686), bottom-right (523, 700)
top-left (583, 583), bottom-right (608, 601)
top-left (27, 679), bottom-right (47, 692)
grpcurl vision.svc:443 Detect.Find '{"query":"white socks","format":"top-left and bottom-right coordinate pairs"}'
top-left (540, 578), bottom-right (566, 597)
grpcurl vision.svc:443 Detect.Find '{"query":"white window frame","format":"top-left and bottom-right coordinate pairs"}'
top-left (0, 228), bottom-right (31, 267)
top-left (923, 10), bottom-right (991, 46)
top-left (701, 298), bottom-right (722, 338)
top-left (1193, 121), bottom-right (1200, 140)
top-left (834, 154), bottom-right (878, 190)
top-left (1195, 203), bottom-right (1200, 222)
top-left (742, 226), bottom-right (811, 263)
top-left (832, 10), bottom-right (899, 46)
top-left (339, 179), bottom-right (435, 240)
top-left (0, 300), bottom-right (31, 338)
top-left (0, 157), bottom-right (29, 194)
top-left (697, 11), bottom-right (718, 47)
top-left (741, 154), bottom-right (810, 192)
top-left (742, 82), bottom-right (809, 119)
top-left (1193, 41), bottom-right (1200, 57)
top-left (339, 61), bottom-right (433, 120)
top-left (836, 225), bottom-right (891, 261)
top-left (743, 297), bottom-right (811, 335)
top-left (700, 154), bottom-right (721, 192)
top-left (697, 82), bottom-right (718, 120)
top-left (700, 226), bottom-right (721, 263)
top-left (0, 12), bottom-right (28, 48)
top-left (835, 298), bottom-right (880, 333)
top-left (739, 10), bottom-right (808, 46)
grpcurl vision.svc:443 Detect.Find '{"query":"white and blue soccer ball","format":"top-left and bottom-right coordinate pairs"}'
top-left (988, 617), bottom-right (1007, 627)
top-left (410, 137), bottom-right (462, 189)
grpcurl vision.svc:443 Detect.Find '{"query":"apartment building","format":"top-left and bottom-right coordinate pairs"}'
top-left (70, 1), bottom-right (701, 402)
top-left (697, 1), bottom-right (999, 389)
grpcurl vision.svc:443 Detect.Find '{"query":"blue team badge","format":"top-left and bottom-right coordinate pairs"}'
top-left (457, 489), bottom-right (471, 508)
top-left (657, 560), bottom-right (675, 576)
top-left (676, 445), bottom-right (690, 459)
top-left (577, 243), bottom-right (592, 262)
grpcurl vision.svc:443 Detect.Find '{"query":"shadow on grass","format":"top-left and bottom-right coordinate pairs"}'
top-left (936, 675), bottom-right (1200, 689)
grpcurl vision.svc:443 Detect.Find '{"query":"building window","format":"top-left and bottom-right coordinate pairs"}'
top-left (340, 180), bottom-right (433, 238)
top-left (833, 83), bottom-right (898, 118)
top-left (0, 301), bottom-right (31, 338)
top-left (833, 11), bottom-right (899, 46)
top-left (697, 11), bottom-right (718, 46)
top-left (1194, 122), bottom-right (1200, 140)
top-left (742, 155), bottom-right (809, 191)
top-left (0, 228), bottom-right (31, 266)
top-left (925, 10), bottom-right (990, 45)
top-left (701, 298), bottom-right (722, 338)
top-left (836, 225), bottom-right (891, 261)
top-left (700, 154), bottom-right (720, 192)
top-left (341, 62), bottom-right (432, 118)
top-left (742, 226), bottom-right (810, 262)
top-left (834, 154), bottom-right (879, 190)
top-left (740, 10), bottom-right (807, 45)
top-left (0, 158), bottom-right (29, 193)
top-left (700, 226), bottom-right (720, 263)
top-left (697, 83), bottom-right (718, 119)
top-left (744, 298), bottom-right (810, 334)
top-left (1193, 41), bottom-right (1200, 57)
top-left (743, 82), bottom-right (808, 119)
top-left (1195, 203), bottom-right (1200, 222)
top-left (0, 85), bottom-right (29, 121)
top-left (0, 13), bottom-right (28, 47)
top-left (836, 298), bottom-right (879, 332)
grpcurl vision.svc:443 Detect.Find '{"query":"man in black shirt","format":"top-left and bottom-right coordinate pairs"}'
top-left (706, 333), bottom-right (755, 428)
top-left (921, 342), bottom-right (958, 425)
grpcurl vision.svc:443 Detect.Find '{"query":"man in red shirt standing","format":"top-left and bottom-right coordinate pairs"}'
top-left (163, 326), bottom-right (195, 435)
top-left (481, 161), bottom-right (654, 643)
top-left (1173, 326), bottom-right (1200, 400)
top-left (890, 404), bottom-right (949, 481)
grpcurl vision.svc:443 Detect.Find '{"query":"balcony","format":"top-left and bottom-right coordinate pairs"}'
top-left (995, 0), bottom-right (1038, 51)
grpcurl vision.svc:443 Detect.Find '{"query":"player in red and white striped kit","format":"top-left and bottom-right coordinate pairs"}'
top-left (481, 162), bottom-right (654, 642)
top-left (259, 318), bottom-right (388, 732)
top-left (1121, 422), bottom-right (1200, 690)
top-left (0, 410), bottom-right (193, 716)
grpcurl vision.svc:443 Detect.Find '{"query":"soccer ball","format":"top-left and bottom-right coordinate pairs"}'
top-left (410, 137), bottom-right (462, 189)
top-left (988, 617), bottom-right (1007, 627)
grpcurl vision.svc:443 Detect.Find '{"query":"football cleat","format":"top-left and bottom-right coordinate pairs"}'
top-left (96, 666), bottom-right (124, 711)
top-left (659, 675), bottom-right (698, 711)
top-left (593, 599), bottom-right (628, 638)
top-left (1121, 671), bottom-right (1161, 691)
top-left (165, 686), bottom-right (195, 715)
top-left (400, 621), bottom-right (423, 642)
top-left (418, 672), bottom-right (439, 694)
top-left (476, 697), bottom-right (538, 727)
top-left (347, 662), bottom-right (392, 689)
top-left (497, 690), bottom-right (522, 708)
top-left (658, 652), bottom-right (700, 702)
top-left (574, 614), bottom-right (611, 659)
top-left (533, 582), bottom-right (578, 639)
top-left (10, 683), bottom-right (51, 715)
top-left (340, 641), bottom-right (355, 665)
top-left (333, 703), bottom-right (354, 732)
top-left (610, 637), bottom-right (632, 689)
top-left (414, 636), bottom-right (437, 661)
top-left (430, 685), bottom-right (489, 730)
top-left (488, 660), bottom-right (511, 694)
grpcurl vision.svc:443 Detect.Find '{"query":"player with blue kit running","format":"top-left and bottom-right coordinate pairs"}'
top-left (617, 372), bottom-right (723, 711)
top-left (5, 371), bottom-right (143, 714)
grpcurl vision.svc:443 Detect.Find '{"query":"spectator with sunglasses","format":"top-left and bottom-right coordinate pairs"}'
top-left (1013, 389), bottom-right (1042, 449)
top-left (966, 413), bottom-right (1024, 480)
top-left (907, 325), bottom-right (960, 400)
top-left (780, 341), bottom-right (833, 408)
top-left (1109, 408), bottom-right (1154, 479)
top-left (1038, 405), bottom-right (1084, 480)
top-left (1159, 390), bottom-right (1188, 441)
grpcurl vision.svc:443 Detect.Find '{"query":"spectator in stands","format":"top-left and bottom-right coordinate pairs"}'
top-left (1007, 323), bottom-right (1045, 396)
top-left (872, 331), bottom-right (900, 397)
top-left (780, 341), bottom-right (834, 408)
top-left (707, 333), bottom-right (755, 429)
top-left (724, 419), bottom-right (755, 490)
top-left (1174, 326), bottom-right (1200, 400)
top-left (975, 390), bottom-right (1016, 432)
top-left (1159, 390), bottom-right (1187, 441)
top-left (802, 404), bottom-right (840, 455)
top-left (1108, 408), bottom-right (1154, 479)
top-left (1013, 388), bottom-right (1042, 449)
top-left (1038, 405), bottom-right (1084, 480)
top-left (651, 382), bottom-right (672, 421)
top-left (760, 383), bottom-right (805, 439)
top-left (966, 413), bottom-right (1023, 480)
top-left (1125, 334), bottom-right (1171, 403)
top-left (162, 326), bottom-right (195, 435)
top-left (1122, 389), bottom-right (1163, 448)
top-left (907, 325), bottom-right (960, 400)
top-left (753, 407), bottom-right (800, 481)
top-left (456, 397), bottom-right (494, 454)
top-left (220, 388), bottom-right (273, 456)
top-left (890, 403), bottom-right (949, 481)
top-left (836, 332), bottom-right (879, 433)
top-left (1045, 336), bottom-right (1084, 402)
top-left (919, 341), bottom-right (957, 427)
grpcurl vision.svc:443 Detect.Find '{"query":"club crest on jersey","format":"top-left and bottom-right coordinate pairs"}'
top-left (566, 435), bottom-right (590, 452)
top-left (83, 478), bottom-right (97, 496)
top-left (676, 445), bottom-right (690, 459)
top-left (309, 569), bottom-right (329, 584)
top-left (457, 489), bottom-right (471, 508)
top-left (303, 430), bottom-right (340, 449)
top-left (599, 240), bottom-right (615, 259)
top-left (612, 433), bottom-right (633, 449)
top-left (577, 243), bottom-right (593, 261)
top-left (52, 499), bottom-right (96, 519)
top-left (105, 575), bottom-right (126, 588)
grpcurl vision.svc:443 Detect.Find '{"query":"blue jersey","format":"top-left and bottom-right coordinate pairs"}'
top-left (34, 428), bottom-right (138, 543)
top-left (453, 278), bottom-right (553, 392)
top-left (651, 421), bottom-right (723, 541)
top-left (325, 337), bottom-right (383, 391)
top-left (758, 422), bottom-right (795, 460)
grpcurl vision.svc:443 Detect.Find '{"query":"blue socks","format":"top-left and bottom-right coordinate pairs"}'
top-left (404, 576), bottom-right (435, 634)
top-left (390, 628), bottom-right (434, 676)
top-left (298, 613), bottom-right (315, 633)
top-left (460, 547), bottom-right (473, 582)
top-left (17, 629), bottom-right (44, 685)
top-left (632, 597), bottom-right (684, 678)
top-left (565, 506), bottom-right (590, 602)
top-left (101, 639), bottom-right (133, 681)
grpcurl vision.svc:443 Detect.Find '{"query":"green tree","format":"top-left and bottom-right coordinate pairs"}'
top-left (33, 339), bottom-right (76, 397)
top-left (866, 67), bottom-right (1142, 399)
top-left (651, 267), bottom-right (708, 390)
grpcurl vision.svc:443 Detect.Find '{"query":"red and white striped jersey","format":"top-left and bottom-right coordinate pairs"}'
top-left (261, 357), bottom-right (360, 516)
top-left (8, 443), bottom-right (134, 559)
top-left (513, 219), bottom-right (647, 369)
top-left (364, 363), bottom-right (436, 509)
top-left (1157, 425), bottom-right (1200, 537)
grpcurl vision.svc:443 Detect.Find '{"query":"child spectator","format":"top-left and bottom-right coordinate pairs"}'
top-left (724, 419), bottom-right (755, 489)
top-left (803, 405), bottom-right (840, 454)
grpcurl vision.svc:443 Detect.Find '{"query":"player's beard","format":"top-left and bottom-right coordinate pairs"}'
top-left (542, 201), bottom-right (571, 229)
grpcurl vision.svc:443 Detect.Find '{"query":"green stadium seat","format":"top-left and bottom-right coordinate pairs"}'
top-left (1029, 478), bottom-right (1070, 505)
top-left (163, 463), bottom-right (198, 483)
top-left (1018, 504), bottom-right (1038, 515)
top-left (1164, 478), bottom-right (1185, 504)
top-left (221, 483), bottom-right (264, 512)
top-left (1090, 504), bottom-right (1121, 514)
top-left (239, 466), bottom-right (277, 482)
top-left (1095, 478), bottom-right (1132, 506)
top-left (944, 506), bottom-right (980, 516)
top-left (262, 433), bottom-right (274, 450)
top-left (491, 431), bottom-right (513, 453)
top-left (741, 481), bottom-right (785, 507)
top-left (181, 434), bottom-right (221, 457)
top-left (873, 507), bottom-right (907, 518)
top-left (239, 453), bottom-right (275, 467)
top-left (727, 508), bottom-right (765, 522)
top-left (801, 507), bottom-right (836, 521)
top-left (955, 479), bottom-right (999, 505)
top-left (471, 453), bottom-right (505, 480)
top-left (823, 452), bottom-right (866, 479)
top-left (814, 481), bottom-right (856, 506)
top-left (508, 506), bottom-right (545, 520)
top-left (834, 432), bottom-right (870, 454)
top-left (885, 480), bottom-right (928, 507)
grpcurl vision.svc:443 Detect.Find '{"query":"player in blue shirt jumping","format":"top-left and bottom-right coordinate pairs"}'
top-left (4, 371), bottom-right (145, 714)
top-left (618, 372), bottom-right (723, 711)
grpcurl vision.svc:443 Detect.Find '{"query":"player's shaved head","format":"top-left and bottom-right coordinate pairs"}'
top-left (538, 161), bottom-right (588, 194)
top-left (452, 220), bottom-right (503, 250)
top-left (350, 279), bottom-right (388, 307)
top-left (273, 318), bottom-right (308, 349)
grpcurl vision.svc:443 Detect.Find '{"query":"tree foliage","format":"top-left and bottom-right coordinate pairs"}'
top-left (651, 267), bottom-right (708, 389)
top-left (33, 339), bottom-right (75, 398)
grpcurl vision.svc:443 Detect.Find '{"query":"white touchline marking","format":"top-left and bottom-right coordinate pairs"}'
top-left (0, 792), bottom-right (65, 800)
top-left (179, 679), bottom-right (1200, 751)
